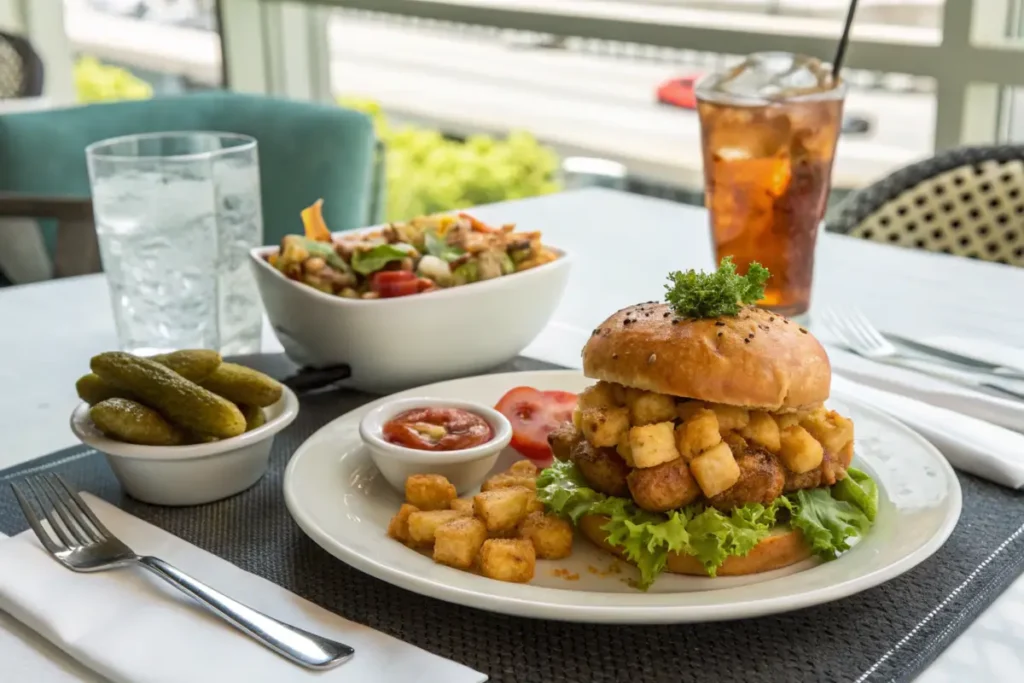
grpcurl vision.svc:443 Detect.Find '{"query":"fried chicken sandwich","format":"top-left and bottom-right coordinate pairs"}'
top-left (537, 258), bottom-right (877, 589)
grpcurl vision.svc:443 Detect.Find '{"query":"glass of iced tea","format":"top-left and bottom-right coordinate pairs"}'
top-left (696, 52), bottom-right (846, 317)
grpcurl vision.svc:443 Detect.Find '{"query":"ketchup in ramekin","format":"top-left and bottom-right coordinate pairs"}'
top-left (382, 407), bottom-right (494, 452)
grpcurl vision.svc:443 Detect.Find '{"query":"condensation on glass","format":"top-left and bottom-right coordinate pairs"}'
top-left (86, 132), bottom-right (264, 355)
top-left (696, 52), bottom-right (846, 317)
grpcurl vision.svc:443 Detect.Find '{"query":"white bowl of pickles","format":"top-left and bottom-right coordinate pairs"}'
top-left (70, 350), bottom-right (299, 506)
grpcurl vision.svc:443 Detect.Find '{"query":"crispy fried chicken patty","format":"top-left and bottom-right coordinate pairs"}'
top-left (548, 422), bottom-right (582, 462)
top-left (627, 456), bottom-right (702, 512)
top-left (710, 448), bottom-right (786, 511)
top-left (570, 439), bottom-right (631, 497)
top-left (784, 449), bottom-right (846, 492)
top-left (563, 424), bottom-right (848, 510)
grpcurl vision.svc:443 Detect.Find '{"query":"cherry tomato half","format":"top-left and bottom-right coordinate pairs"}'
top-left (376, 279), bottom-right (419, 297)
top-left (371, 270), bottom-right (418, 297)
top-left (373, 271), bottom-right (415, 284)
top-left (494, 386), bottom-right (577, 462)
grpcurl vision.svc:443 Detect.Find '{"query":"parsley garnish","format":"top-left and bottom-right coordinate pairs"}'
top-left (664, 257), bottom-right (770, 318)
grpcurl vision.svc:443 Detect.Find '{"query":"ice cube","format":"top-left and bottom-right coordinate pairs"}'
top-left (698, 52), bottom-right (838, 102)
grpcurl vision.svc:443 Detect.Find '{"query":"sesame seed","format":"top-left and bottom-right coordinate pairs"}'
top-left (799, 328), bottom-right (808, 334)
top-left (663, 312), bottom-right (670, 318)
top-left (769, 317), bottom-right (775, 322)
top-left (744, 338), bottom-right (750, 344)
top-left (714, 321), bottom-right (725, 327)
top-left (717, 332), bottom-right (723, 337)
top-left (671, 319), bottom-right (679, 325)
top-left (647, 353), bottom-right (656, 364)
top-left (748, 333), bottom-right (754, 339)
top-left (612, 353), bottom-right (619, 360)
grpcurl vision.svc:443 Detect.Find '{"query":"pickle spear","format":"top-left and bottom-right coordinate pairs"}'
top-left (90, 398), bottom-right (186, 446)
top-left (238, 403), bottom-right (267, 431)
top-left (76, 373), bottom-right (135, 405)
top-left (199, 363), bottom-right (284, 407)
top-left (149, 349), bottom-right (222, 382)
top-left (91, 352), bottom-right (245, 438)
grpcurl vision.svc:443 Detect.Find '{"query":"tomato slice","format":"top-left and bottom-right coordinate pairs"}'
top-left (495, 386), bottom-right (577, 462)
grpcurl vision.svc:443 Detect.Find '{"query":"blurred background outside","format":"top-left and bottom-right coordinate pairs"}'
top-left (6, 0), bottom-right (1024, 221)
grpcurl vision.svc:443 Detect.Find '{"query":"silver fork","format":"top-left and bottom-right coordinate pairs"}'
top-left (820, 308), bottom-right (1024, 402)
top-left (11, 474), bottom-right (354, 670)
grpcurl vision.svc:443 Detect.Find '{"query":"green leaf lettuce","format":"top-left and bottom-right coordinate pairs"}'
top-left (424, 230), bottom-right (465, 263)
top-left (350, 243), bottom-right (417, 275)
top-left (537, 460), bottom-right (875, 590)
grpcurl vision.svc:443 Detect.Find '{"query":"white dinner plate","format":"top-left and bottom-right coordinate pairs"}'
top-left (283, 370), bottom-right (962, 624)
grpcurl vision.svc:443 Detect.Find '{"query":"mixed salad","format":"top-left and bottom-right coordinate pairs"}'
top-left (267, 200), bottom-right (560, 299)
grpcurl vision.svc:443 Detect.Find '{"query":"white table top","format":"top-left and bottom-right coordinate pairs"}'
top-left (2, 188), bottom-right (1023, 681)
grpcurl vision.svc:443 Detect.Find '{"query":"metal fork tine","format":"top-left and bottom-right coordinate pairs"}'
top-left (834, 310), bottom-right (875, 351)
top-left (851, 309), bottom-right (889, 349)
top-left (23, 477), bottom-right (75, 548)
top-left (51, 475), bottom-right (110, 542)
top-left (818, 309), bottom-right (839, 340)
top-left (34, 476), bottom-right (91, 546)
top-left (39, 476), bottom-right (96, 545)
top-left (10, 482), bottom-right (62, 555)
top-left (821, 309), bottom-right (851, 346)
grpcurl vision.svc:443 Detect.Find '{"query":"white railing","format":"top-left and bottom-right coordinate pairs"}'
top-left (64, 5), bottom-right (221, 86)
top-left (291, 0), bottom-right (1024, 150)
top-left (60, 1), bottom-right (1024, 190)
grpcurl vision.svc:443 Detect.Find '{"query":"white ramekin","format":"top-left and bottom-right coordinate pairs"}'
top-left (358, 397), bottom-right (512, 495)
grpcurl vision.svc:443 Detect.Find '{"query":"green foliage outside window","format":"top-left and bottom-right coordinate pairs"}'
top-left (67, 72), bottom-right (560, 221)
top-left (339, 97), bottom-right (562, 221)
top-left (74, 56), bottom-right (153, 103)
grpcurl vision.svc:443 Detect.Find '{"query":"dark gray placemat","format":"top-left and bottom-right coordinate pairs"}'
top-left (2, 355), bottom-right (1023, 683)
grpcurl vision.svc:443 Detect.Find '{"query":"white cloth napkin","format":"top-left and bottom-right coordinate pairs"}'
top-left (0, 495), bottom-right (486, 683)
top-left (523, 323), bottom-right (1024, 488)
top-left (826, 343), bottom-right (1024, 433)
top-left (832, 375), bottom-right (1024, 488)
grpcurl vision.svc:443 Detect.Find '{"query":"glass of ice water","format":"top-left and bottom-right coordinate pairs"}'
top-left (86, 132), bottom-right (264, 356)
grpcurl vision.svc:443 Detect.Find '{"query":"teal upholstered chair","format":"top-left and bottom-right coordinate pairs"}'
top-left (0, 92), bottom-right (381, 283)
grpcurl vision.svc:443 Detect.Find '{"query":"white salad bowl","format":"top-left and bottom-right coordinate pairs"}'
top-left (249, 238), bottom-right (571, 392)
top-left (70, 386), bottom-right (299, 506)
top-left (358, 397), bottom-right (513, 495)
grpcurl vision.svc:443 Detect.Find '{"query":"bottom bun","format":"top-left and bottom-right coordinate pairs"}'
top-left (578, 514), bottom-right (814, 577)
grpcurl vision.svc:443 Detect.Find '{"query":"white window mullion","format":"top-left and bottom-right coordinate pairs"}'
top-left (220, 0), bottom-right (331, 102)
top-left (218, 0), bottom-right (271, 94)
top-left (932, 0), bottom-right (973, 150)
top-left (305, 4), bottom-right (333, 103)
top-left (936, 0), bottom-right (1019, 149)
top-left (0, 0), bottom-right (74, 103)
top-left (263, 1), bottom-right (332, 102)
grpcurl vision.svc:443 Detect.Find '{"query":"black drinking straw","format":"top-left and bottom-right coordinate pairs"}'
top-left (831, 0), bottom-right (860, 80)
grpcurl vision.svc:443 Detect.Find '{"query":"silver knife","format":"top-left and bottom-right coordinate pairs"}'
top-left (883, 332), bottom-right (1024, 380)
top-left (856, 354), bottom-right (1024, 403)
